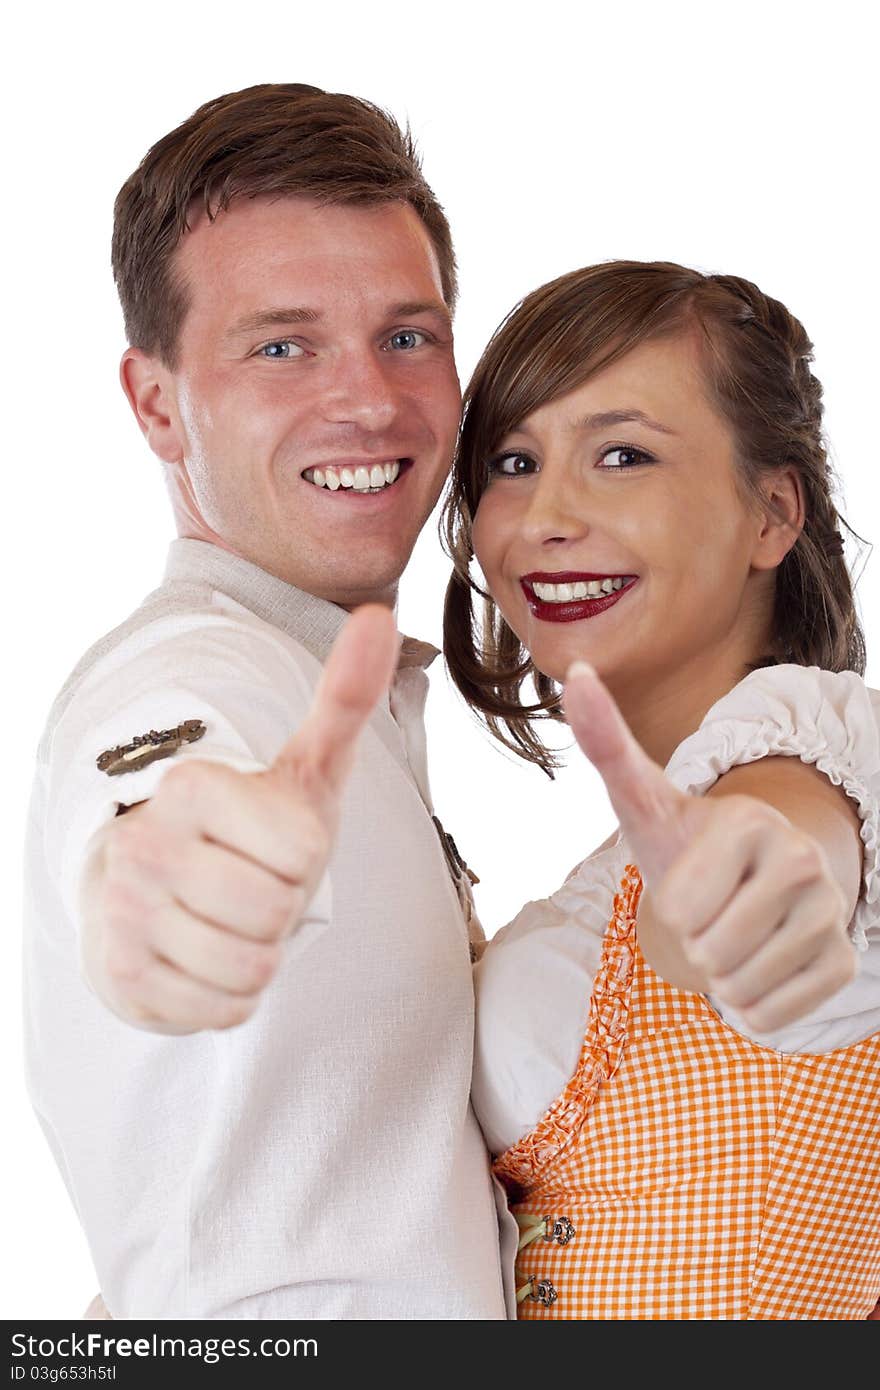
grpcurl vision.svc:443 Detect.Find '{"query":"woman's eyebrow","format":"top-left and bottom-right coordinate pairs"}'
top-left (573, 409), bottom-right (678, 436)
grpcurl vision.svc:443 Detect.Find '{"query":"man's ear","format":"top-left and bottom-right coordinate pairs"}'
top-left (751, 467), bottom-right (805, 570)
top-left (119, 348), bottom-right (185, 465)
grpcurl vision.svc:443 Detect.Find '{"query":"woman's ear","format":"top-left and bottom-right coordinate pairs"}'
top-left (119, 348), bottom-right (186, 465)
top-left (751, 468), bottom-right (805, 570)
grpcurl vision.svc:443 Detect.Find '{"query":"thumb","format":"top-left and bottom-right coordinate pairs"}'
top-left (564, 660), bottom-right (694, 884)
top-left (271, 604), bottom-right (401, 797)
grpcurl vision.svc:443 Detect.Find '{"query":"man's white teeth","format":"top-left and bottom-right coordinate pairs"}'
top-left (532, 577), bottom-right (626, 602)
top-left (304, 461), bottom-right (402, 491)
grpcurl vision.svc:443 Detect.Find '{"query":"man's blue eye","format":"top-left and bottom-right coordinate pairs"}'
top-left (260, 341), bottom-right (302, 358)
top-left (388, 330), bottom-right (425, 350)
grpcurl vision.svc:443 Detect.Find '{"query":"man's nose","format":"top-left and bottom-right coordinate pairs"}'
top-left (320, 350), bottom-right (402, 430)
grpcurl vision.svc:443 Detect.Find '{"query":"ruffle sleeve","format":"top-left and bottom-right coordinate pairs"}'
top-left (663, 665), bottom-right (880, 950)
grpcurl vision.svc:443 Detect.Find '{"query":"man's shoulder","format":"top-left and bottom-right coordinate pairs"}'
top-left (39, 574), bottom-right (320, 758)
top-left (58, 577), bottom-right (213, 676)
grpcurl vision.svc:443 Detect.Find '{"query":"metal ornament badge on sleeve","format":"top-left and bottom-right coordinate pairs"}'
top-left (96, 719), bottom-right (207, 776)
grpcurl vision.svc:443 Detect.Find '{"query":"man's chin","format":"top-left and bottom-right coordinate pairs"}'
top-left (293, 561), bottom-right (406, 611)
top-left (232, 530), bottom-right (417, 608)
top-left (320, 576), bottom-right (402, 612)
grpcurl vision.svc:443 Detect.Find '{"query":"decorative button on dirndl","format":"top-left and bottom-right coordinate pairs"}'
top-left (545, 1216), bottom-right (575, 1246)
top-left (525, 1278), bottom-right (558, 1307)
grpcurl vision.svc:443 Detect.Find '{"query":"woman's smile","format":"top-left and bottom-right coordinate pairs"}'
top-left (520, 571), bottom-right (638, 623)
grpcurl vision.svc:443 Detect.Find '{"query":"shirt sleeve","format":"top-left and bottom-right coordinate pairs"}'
top-left (42, 611), bottom-right (321, 931)
top-left (662, 663), bottom-right (880, 1052)
top-left (664, 664), bottom-right (880, 951)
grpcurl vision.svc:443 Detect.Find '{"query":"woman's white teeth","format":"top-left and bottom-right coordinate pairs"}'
top-left (305, 461), bottom-right (402, 491)
top-left (532, 577), bottom-right (625, 601)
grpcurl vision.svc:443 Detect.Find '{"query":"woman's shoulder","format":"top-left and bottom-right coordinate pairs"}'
top-left (666, 663), bottom-right (879, 797)
top-left (710, 661), bottom-right (878, 727)
top-left (725, 662), bottom-right (878, 720)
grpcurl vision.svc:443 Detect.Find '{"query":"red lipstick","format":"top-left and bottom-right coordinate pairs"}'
top-left (520, 572), bottom-right (637, 624)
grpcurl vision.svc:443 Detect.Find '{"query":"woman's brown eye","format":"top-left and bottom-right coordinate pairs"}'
top-left (489, 453), bottom-right (536, 476)
top-left (600, 447), bottom-right (652, 469)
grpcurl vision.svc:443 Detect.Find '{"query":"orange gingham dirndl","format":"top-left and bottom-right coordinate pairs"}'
top-left (495, 866), bottom-right (880, 1320)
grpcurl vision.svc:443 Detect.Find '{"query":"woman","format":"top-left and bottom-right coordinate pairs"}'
top-left (443, 261), bottom-right (880, 1319)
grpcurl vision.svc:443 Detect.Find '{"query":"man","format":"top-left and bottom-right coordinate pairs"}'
top-left (23, 83), bottom-right (513, 1320)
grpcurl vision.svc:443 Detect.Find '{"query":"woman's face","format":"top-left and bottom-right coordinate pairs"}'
top-left (471, 332), bottom-right (779, 709)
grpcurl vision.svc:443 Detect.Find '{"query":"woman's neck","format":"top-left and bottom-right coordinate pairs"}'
top-left (607, 643), bottom-right (775, 769)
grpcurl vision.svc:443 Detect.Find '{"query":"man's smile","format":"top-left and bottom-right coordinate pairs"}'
top-left (301, 458), bottom-right (413, 493)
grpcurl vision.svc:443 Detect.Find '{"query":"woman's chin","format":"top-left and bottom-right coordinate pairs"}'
top-left (528, 655), bottom-right (593, 690)
top-left (527, 637), bottom-right (606, 686)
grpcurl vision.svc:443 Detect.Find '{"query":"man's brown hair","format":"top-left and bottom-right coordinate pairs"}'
top-left (112, 82), bottom-right (457, 366)
top-left (442, 260), bottom-right (866, 775)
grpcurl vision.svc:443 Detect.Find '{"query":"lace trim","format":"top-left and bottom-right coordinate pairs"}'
top-left (492, 865), bottom-right (643, 1196)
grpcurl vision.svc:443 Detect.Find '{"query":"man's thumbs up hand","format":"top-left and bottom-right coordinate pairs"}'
top-left (81, 606), bottom-right (400, 1034)
top-left (268, 603), bottom-right (400, 804)
top-left (564, 661), bottom-right (856, 1031)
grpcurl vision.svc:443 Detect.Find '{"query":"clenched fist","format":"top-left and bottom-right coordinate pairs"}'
top-left (79, 605), bottom-right (400, 1033)
top-left (563, 660), bottom-right (859, 1033)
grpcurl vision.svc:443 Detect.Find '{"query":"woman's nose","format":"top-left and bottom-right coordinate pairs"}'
top-left (518, 468), bottom-right (590, 547)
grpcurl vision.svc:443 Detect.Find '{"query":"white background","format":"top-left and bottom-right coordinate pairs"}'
top-left (3, 0), bottom-right (878, 1319)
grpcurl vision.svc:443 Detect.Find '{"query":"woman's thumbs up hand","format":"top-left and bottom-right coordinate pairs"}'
top-left (564, 660), bottom-right (857, 1031)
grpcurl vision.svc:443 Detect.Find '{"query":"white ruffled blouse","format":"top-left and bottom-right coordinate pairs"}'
top-left (472, 664), bottom-right (880, 1159)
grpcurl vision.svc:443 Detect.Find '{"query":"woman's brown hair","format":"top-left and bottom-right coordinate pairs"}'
top-left (442, 260), bottom-right (866, 775)
top-left (112, 83), bottom-right (456, 367)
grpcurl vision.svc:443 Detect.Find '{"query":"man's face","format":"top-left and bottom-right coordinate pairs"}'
top-left (133, 197), bottom-right (461, 607)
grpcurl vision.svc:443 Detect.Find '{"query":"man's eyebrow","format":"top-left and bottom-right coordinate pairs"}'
top-left (225, 300), bottom-right (452, 340)
top-left (225, 307), bottom-right (321, 337)
top-left (389, 300), bottom-right (452, 325)
top-left (573, 409), bottom-right (678, 436)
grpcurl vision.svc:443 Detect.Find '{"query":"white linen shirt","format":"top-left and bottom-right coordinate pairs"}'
top-left (23, 539), bottom-right (512, 1320)
top-left (473, 665), bottom-right (880, 1158)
